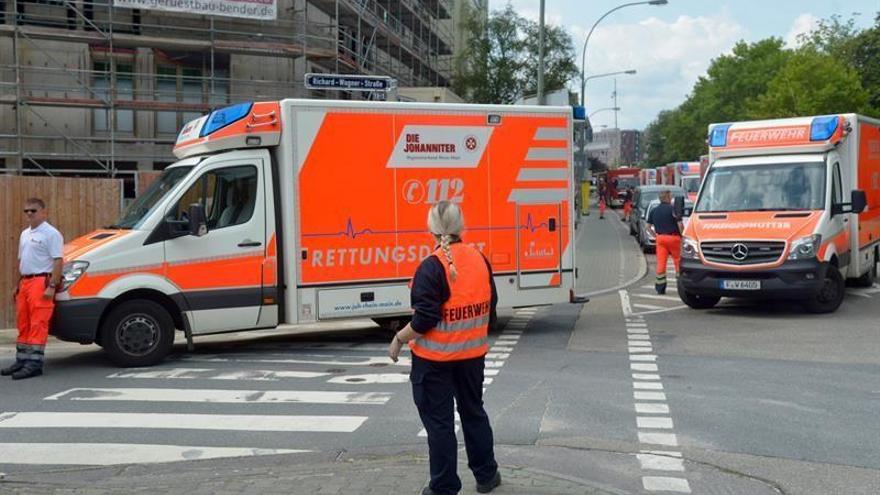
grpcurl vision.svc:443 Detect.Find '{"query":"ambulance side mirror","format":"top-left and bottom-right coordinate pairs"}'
top-left (673, 196), bottom-right (685, 218)
top-left (851, 190), bottom-right (867, 214)
top-left (187, 203), bottom-right (208, 237)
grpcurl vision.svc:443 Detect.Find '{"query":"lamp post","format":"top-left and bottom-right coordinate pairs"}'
top-left (590, 107), bottom-right (621, 119)
top-left (584, 69), bottom-right (636, 85)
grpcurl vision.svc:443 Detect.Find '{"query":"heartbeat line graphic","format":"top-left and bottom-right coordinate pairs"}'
top-left (302, 216), bottom-right (555, 239)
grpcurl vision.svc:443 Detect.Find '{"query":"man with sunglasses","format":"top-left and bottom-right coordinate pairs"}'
top-left (2, 198), bottom-right (64, 380)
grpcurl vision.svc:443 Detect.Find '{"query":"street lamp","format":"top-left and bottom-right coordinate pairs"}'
top-left (579, 1), bottom-right (667, 109)
top-left (590, 107), bottom-right (621, 119)
top-left (584, 69), bottom-right (636, 85)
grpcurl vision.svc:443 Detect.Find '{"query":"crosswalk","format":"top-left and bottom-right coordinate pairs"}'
top-left (0, 316), bottom-right (529, 468)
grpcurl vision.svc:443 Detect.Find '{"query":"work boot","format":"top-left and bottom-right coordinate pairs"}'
top-left (655, 283), bottom-right (667, 295)
top-left (11, 364), bottom-right (42, 380)
top-left (1, 361), bottom-right (24, 376)
top-left (476, 471), bottom-right (502, 493)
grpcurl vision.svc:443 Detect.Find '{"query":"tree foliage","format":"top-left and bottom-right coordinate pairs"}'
top-left (452, 5), bottom-right (578, 104)
top-left (644, 12), bottom-right (879, 166)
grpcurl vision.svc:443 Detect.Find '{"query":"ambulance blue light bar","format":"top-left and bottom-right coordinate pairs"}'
top-left (200, 102), bottom-right (253, 137)
top-left (709, 124), bottom-right (731, 147)
top-left (810, 115), bottom-right (839, 141)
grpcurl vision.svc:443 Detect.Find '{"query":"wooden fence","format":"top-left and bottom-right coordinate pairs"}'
top-left (1, 176), bottom-right (123, 328)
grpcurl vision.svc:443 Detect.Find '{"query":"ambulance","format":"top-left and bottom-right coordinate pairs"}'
top-left (679, 114), bottom-right (880, 313)
top-left (50, 100), bottom-right (578, 366)
top-left (668, 162), bottom-right (701, 201)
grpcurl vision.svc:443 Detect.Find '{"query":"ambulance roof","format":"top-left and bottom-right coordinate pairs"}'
top-left (708, 114), bottom-right (852, 158)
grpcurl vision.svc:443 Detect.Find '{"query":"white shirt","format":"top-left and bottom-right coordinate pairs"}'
top-left (19, 221), bottom-right (64, 275)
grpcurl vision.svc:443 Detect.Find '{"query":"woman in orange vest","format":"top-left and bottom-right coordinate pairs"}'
top-left (389, 201), bottom-right (501, 495)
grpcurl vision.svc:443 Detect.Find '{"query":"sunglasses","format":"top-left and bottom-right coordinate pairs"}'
top-left (23, 209), bottom-right (38, 214)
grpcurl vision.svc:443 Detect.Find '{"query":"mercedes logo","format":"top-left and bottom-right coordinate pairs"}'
top-left (731, 243), bottom-right (749, 261)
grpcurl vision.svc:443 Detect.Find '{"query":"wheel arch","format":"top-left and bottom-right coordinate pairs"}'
top-left (97, 289), bottom-right (186, 344)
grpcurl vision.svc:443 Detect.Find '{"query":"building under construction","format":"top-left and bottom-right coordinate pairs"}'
top-left (0, 0), bottom-right (484, 195)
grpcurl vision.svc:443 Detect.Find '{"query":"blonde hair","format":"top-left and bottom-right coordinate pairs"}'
top-left (427, 201), bottom-right (464, 282)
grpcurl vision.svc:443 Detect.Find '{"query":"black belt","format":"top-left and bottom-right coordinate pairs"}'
top-left (20, 273), bottom-right (50, 279)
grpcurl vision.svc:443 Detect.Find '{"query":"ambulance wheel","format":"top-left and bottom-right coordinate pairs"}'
top-left (373, 317), bottom-right (411, 333)
top-left (805, 266), bottom-right (844, 314)
top-left (678, 288), bottom-right (720, 309)
top-left (100, 300), bottom-right (175, 367)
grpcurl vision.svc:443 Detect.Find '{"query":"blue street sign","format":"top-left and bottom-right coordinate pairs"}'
top-left (305, 73), bottom-right (394, 92)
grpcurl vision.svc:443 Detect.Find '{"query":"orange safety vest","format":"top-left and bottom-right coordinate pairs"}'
top-left (410, 243), bottom-right (492, 362)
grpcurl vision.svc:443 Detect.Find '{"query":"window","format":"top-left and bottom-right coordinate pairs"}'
top-left (172, 166), bottom-right (258, 230)
top-left (155, 53), bottom-right (231, 135)
top-left (93, 60), bottom-right (135, 134)
top-left (832, 163), bottom-right (842, 206)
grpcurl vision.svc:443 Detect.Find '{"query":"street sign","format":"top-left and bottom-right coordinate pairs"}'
top-left (305, 73), bottom-right (395, 92)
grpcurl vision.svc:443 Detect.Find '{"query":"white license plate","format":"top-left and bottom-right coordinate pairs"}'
top-left (720, 280), bottom-right (761, 290)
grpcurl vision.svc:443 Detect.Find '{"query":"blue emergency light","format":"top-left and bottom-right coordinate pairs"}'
top-left (708, 124), bottom-right (731, 147)
top-left (572, 106), bottom-right (586, 121)
top-left (810, 115), bottom-right (839, 141)
top-left (200, 102), bottom-right (253, 137)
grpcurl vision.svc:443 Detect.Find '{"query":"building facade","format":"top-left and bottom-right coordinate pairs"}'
top-left (0, 0), bottom-right (483, 196)
top-left (587, 128), bottom-right (643, 169)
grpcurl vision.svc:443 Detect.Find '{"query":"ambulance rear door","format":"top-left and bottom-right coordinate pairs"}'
top-left (516, 202), bottom-right (563, 288)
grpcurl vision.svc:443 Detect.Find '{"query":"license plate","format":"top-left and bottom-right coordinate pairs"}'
top-left (720, 280), bottom-right (761, 290)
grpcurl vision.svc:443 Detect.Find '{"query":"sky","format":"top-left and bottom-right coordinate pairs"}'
top-left (489, 0), bottom-right (880, 130)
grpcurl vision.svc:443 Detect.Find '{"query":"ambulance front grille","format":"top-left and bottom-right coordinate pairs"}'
top-left (700, 241), bottom-right (786, 265)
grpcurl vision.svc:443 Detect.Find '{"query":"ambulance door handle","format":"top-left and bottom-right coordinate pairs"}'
top-left (238, 240), bottom-right (262, 248)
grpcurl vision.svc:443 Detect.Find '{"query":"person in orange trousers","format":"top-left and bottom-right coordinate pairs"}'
top-left (598, 196), bottom-right (606, 219)
top-left (2, 198), bottom-right (64, 380)
top-left (623, 187), bottom-right (634, 221)
top-left (646, 190), bottom-right (683, 294)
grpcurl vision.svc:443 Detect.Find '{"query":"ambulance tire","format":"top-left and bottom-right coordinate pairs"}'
top-left (678, 289), bottom-right (720, 310)
top-left (805, 266), bottom-right (845, 314)
top-left (100, 300), bottom-right (175, 367)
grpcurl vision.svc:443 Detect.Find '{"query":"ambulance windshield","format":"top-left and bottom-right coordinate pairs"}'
top-left (111, 166), bottom-right (194, 229)
top-left (696, 162), bottom-right (825, 213)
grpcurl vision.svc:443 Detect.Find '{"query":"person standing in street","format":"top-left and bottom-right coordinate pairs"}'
top-left (646, 190), bottom-right (683, 295)
top-left (2, 198), bottom-right (64, 380)
top-left (623, 187), bottom-right (634, 222)
top-left (388, 201), bottom-right (501, 495)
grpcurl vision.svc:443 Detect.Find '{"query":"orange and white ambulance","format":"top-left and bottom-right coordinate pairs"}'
top-left (51, 100), bottom-right (578, 365)
top-left (679, 114), bottom-right (880, 313)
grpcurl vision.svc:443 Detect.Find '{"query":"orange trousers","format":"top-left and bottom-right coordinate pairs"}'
top-left (623, 201), bottom-right (632, 219)
top-left (599, 199), bottom-right (606, 217)
top-left (15, 277), bottom-right (54, 365)
top-left (655, 234), bottom-right (682, 285)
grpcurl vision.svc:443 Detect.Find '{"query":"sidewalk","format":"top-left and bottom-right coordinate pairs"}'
top-left (576, 199), bottom-right (646, 296)
top-left (0, 449), bottom-right (617, 495)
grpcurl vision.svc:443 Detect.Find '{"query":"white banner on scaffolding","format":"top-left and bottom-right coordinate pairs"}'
top-left (114, 0), bottom-right (277, 21)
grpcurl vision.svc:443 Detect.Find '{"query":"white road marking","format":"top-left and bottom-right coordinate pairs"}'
top-left (637, 417), bottom-right (674, 429)
top-left (181, 355), bottom-right (410, 367)
top-left (629, 347), bottom-right (654, 353)
top-left (485, 369), bottom-right (500, 376)
top-left (107, 368), bottom-right (328, 381)
top-left (490, 346), bottom-right (514, 352)
top-left (626, 322), bottom-right (648, 327)
top-left (845, 289), bottom-right (871, 298)
top-left (486, 353), bottom-right (510, 360)
top-left (634, 391), bottom-right (667, 401)
top-left (631, 363), bottom-right (659, 372)
top-left (633, 303), bottom-right (665, 311)
top-left (483, 378), bottom-right (494, 385)
top-left (45, 388), bottom-right (392, 405)
top-left (327, 373), bottom-right (409, 384)
top-left (642, 476), bottom-right (691, 493)
top-left (635, 403), bottom-right (670, 414)
top-left (485, 361), bottom-right (504, 368)
top-left (635, 294), bottom-right (682, 302)
top-left (637, 453), bottom-right (685, 472)
top-left (0, 443), bottom-right (308, 466)
top-left (628, 341), bottom-right (653, 347)
top-left (628, 329), bottom-right (650, 334)
top-left (0, 412), bottom-right (367, 432)
top-left (496, 335), bottom-right (520, 341)
top-left (642, 450), bottom-right (682, 457)
top-left (628, 335), bottom-right (651, 340)
top-left (620, 290), bottom-right (633, 317)
top-left (631, 305), bottom-right (689, 316)
top-left (632, 373), bottom-right (661, 380)
top-left (629, 354), bottom-right (657, 362)
top-left (634, 382), bottom-right (664, 390)
top-left (638, 432), bottom-right (679, 447)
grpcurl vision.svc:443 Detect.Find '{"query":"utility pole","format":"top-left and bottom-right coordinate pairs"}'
top-left (537, 0), bottom-right (545, 105)
top-left (613, 78), bottom-right (619, 129)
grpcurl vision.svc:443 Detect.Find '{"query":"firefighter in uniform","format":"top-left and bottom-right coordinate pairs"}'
top-left (646, 190), bottom-right (683, 295)
top-left (389, 201), bottom-right (501, 495)
top-left (2, 198), bottom-right (64, 380)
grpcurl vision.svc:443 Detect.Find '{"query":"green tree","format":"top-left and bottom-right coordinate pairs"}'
top-left (748, 49), bottom-right (869, 118)
top-left (452, 5), bottom-right (578, 103)
top-left (848, 14), bottom-right (880, 113)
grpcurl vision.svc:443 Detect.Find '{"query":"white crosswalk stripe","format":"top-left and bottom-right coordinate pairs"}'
top-left (45, 388), bottom-right (393, 405)
top-left (0, 443), bottom-right (308, 466)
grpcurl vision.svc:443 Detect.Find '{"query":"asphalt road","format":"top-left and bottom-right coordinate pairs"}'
top-left (0, 210), bottom-right (877, 494)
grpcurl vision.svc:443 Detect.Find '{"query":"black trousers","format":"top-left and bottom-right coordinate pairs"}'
top-left (411, 353), bottom-right (498, 495)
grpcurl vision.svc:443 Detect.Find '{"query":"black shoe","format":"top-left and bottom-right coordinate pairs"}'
top-left (476, 472), bottom-right (501, 493)
top-left (11, 367), bottom-right (42, 380)
top-left (655, 285), bottom-right (666, 295)
top-left (1, 362), bottom-right (24, 376)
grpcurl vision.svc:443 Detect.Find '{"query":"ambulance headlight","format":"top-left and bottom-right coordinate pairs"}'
top-left (682, 237), bottom-right (700, 259)
top-left (61, 261), bottom-right (89, 292)
top-left (788, 234), bottom-right (821, 260)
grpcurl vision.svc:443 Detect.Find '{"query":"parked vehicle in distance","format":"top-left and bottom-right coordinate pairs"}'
top-left (606, 167), bottom-right (640, 207)
top-left (629, 186), bottom-right (688, 251)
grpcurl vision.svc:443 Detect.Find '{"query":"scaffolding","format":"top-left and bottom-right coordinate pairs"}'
top-left (0, 0), bottom-right (454, 192)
